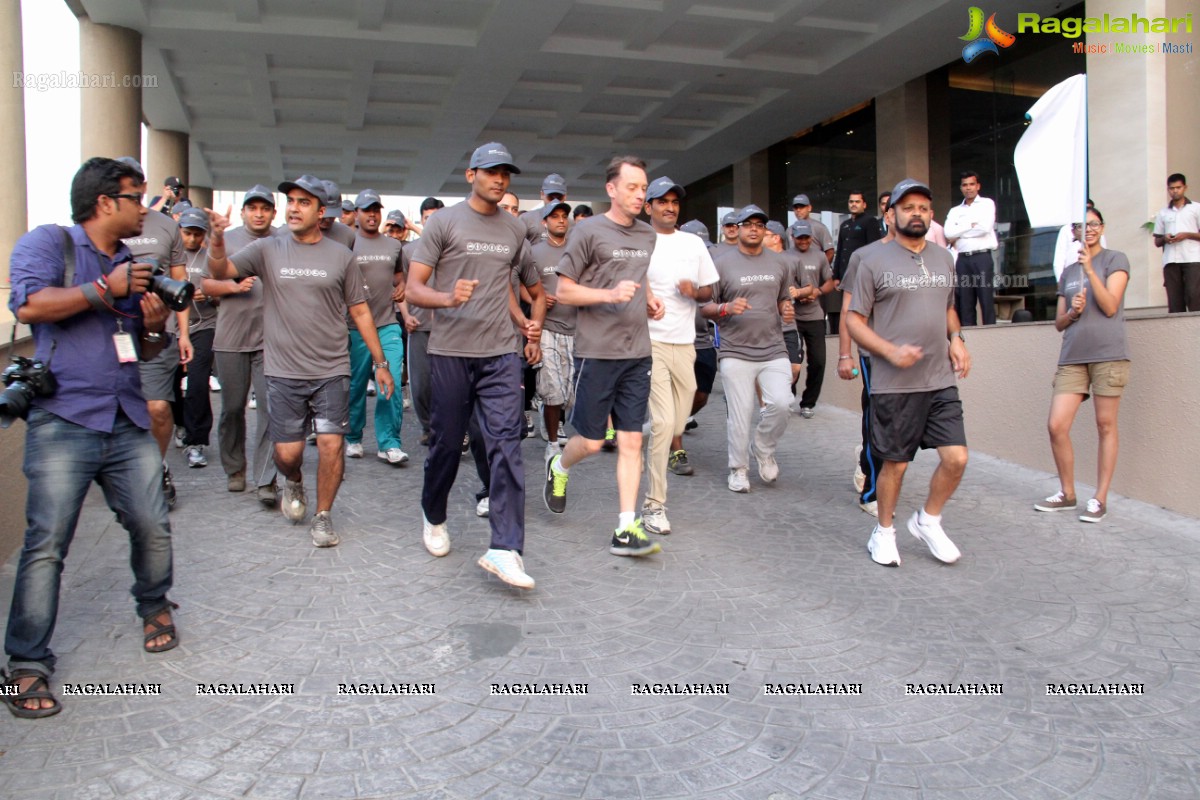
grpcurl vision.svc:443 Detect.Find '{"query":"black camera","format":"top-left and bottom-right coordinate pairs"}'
top-left (0, 355), bottom-right (57, 429)
top-left (142, 256), bottom-right (195, 311)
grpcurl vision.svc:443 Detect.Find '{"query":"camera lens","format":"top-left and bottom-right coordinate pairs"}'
top-left (150, 275), bottom-right (195, 312)
top-left (0, 382), bottom-right (33, 429)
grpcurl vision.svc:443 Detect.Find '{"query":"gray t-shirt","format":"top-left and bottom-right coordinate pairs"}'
top-left (123, 208), bottom-right (186, 332)
top-left (352, 233), bottom-right (404, 329)
top-left (231, 234), bottom-right (365, 379)
top-left (780, 253), bottom-right (813, 331)
top-left (325, 220), bottom-right (358, 249)
top-left (711, 247), bottom-right (791, 362)
top-left (847, 240), bottom-right (956, 395)
top-left (694, 308), bottom-right (714, 350)
top-left (555, 215), bottom-right (656, 359)
top-left (183, 246), bottom-right (218, 334)
top-left (410, 201), bottom-right (530, 358)
top-left (804, 217), bottom-right (835, 254)
top-left (213, 226), bottom-right (269, 352)
top-left (531, 239), bottom-right (576, 335)
top-left (521, 210), bottom-right (547, 245)
top-left (1057, 249), bottom-right (1130, 365)
top-left (400, 247), bottom-right (432, 333)
top-left (793, 246), bottom-right (832, 322)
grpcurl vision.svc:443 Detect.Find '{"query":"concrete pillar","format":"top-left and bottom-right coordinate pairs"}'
top-left (188, 186), bottom-right (213, 211)
top-left (732, 150), bottom-right (769, 211)
top-left (1, 0), bottom-right (28, 308)
top-left (1087, 0), bottom-right (1168, 310)
top-left (79, 19), bottom-right (141, 161)
top-left (147, 128), bottom-right (188, 194)
top-left (875, 78), bottom-right (931, 192)
top-left (1165, 0), bottom-right (1199, 207)
top-left (926, 69), bottom-right (953, 204)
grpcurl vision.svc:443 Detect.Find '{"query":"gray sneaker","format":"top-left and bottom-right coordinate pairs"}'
top-left (1078, 498), bottom-right (1106, 523)
top-left (280, 480), bottom-right (307, 523)
top-left (310, 511), bottom-right (339, 548)
top-left (642, 503), bottom-right (671, 535)
top-left (1034, 491), bottom-right (1077, 512)
top-left (257, 482), bottom-right (277, 508)
top-left (185, 445), bottom-right (207, 468)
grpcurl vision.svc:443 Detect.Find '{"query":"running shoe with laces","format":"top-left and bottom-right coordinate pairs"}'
top-left (1034, 491), bottom-right (1076, 512)
top-left (684, 417), bottom-right (698, 432)
top-left (162, 464), bottom-right (177, 510)
top-left (601, 427), bottom-right (616, 451)
top-left (345, 442), bottom-right (364, 458)
top-left (209, 375), bottom-right (222, 392)
top-left (907, 511), bottom-right (961, 564)
top-left (757, 453), bottom-right (779, 483)
top-left (377, 448), bottom-right (409, 465)
top-left (727, 467), bottom-right (750, 493)
top-left (310, 511), bottom-right (339, 548)
top-left (247, 391), bottom-right (257, 410)
top-left (280, 479), bottom-right (307, 523)
top-left (859, 500), bottom-right (878, 517)
top-left (868, 525), bottom-right (901, 566)
top-left (422, 513), bottom-right (450, 557)
top-left (257, 482), bottom-right (277, 508)
top-left (799, 406), bottom-right (815, 419)
top-left (172, 426), bottom-right (185, 449)
top-left (1078, 498), bottom-right (1106, 523)
top-left (185, 445), bottom-right (207, 468)
top-left (668, 449), bottom-right (694, 476)
top-left (544, 454), bottom-right (569, 514)
top-left (642, 503), bottom-right (671, 535)
top-left (476, 497), bottom-right (490, 517)
top-left (366, 380), bottom-right (376, 397)
top-left (478, 548), bottom-right (535, 589)
top-left (610, 518), bottom-right (661, 556)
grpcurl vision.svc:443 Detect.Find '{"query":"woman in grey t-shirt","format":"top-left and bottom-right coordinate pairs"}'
top-left (1035, 208), bottom-right (1130, 523)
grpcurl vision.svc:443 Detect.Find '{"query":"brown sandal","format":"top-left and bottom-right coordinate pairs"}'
top-left (2, 669), bottom-right (62, 719)
top-left (142, 601), bottom-right (180, 653)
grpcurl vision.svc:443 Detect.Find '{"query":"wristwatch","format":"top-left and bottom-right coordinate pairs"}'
top-left (143, 330), bottom-right (164, 342)
top-left (950, 331), bottom-right (966, 343)
top-left (373, 360), bottom-right (390, 370)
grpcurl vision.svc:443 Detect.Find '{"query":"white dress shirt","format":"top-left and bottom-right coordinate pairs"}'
top-left (1153, 201), bottom-right (1200, 264)
top-left (944, 196), bottom-right (998, 256)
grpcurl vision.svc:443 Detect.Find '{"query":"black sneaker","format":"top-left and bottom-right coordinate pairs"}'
top-left (684, 418), bottom-right (698, 432)
top-left (523, 411), bottom-right (535, 439)
top-left (610, 519), bottom-right (661, 557)
top-left (601, 427), bottom-right (616, 452)
top-left (162, 464), bottom-right (177, 510)
top-left (543, 454), bottom-right (568, 514)
top-left (668, 449), bottom-right (694, 476)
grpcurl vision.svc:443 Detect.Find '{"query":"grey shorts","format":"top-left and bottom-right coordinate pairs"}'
top-left (266, 376), bottom-right (350, 442)
top-left (536, 329), bottom-right (576, 407)
top-left (137, 335), bottom-right (181, 402)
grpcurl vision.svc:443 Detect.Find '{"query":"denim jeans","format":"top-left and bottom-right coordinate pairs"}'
top-left (348, 324), bottom-right (405, 450)
top-left (5, 408), bottom-right (174, 677)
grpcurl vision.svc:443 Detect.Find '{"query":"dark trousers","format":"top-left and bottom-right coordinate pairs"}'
top-left (183, 327), bottom-right (215, 446)
top-left (422, 354), bottom-right (525, 552)
top-left (407, 330), bottom-right (431, 435)
top-left (954, 250), bottom-right (996, 326)
top-left (858, 354), bottom-right (882, 504)
top-left (1164, 262), bottom-right (1200, 313)
top-left (795, 319), bottom-right (827, 408)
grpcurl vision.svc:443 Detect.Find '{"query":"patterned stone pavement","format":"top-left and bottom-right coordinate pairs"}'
top-left (1, 380), bottom-right (1198, 799)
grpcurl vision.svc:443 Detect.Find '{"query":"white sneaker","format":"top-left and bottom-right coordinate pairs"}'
top-left (185, 444), bottom-right (207, 469)
top-left (181, 376), bottom-right (188, 392)
top-left (366, 380), bottom-right (376, 397)
top-left (642, 503), bottom-right (671, 535)
top-left (544, 442), bottom-right (561, 464)
top-left (378, 448), bottom-right (409, 465)
top-left (476, 497), bottom-right (490, 517)
top-left (247, 392), bottom-right (257, 410)
top-left (173, 426), bottom-right (185, 448)
top-left (281, 480), bottom-right (307, 523)
top-left (310, 511), bottom-right (339, 548)
top-left (209, 375), bottom-right (222, 392)
top-left (478, 548), bottom-right (535, 589)
top-left (907, 511), bottom-right (961, 564)
top-left (859, 500), bottom-right (878, 517)
top-left (757, 453), bottom-right (779, 484)
top-left (422, 513), bottom-right (450, 557)
top-left (853, 445), bottom-right (866, 494)
top-left (867, 525), bottom-right (901, 566)
top-left (402, 386), bottom-right (411, 409)
top-left (727, 468), bottom-right (750, 493)
top-left (345, 442), bottom-right (364, 458)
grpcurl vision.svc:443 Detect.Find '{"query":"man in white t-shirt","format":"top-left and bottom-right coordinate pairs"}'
top-left (1153, 173), bottom-right (1200, 312)
top-left (641, 177), bottom-right (718, 535)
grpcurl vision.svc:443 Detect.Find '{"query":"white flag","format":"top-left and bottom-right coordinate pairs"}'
top-left (1014, 74), bottom-right (1088, 228)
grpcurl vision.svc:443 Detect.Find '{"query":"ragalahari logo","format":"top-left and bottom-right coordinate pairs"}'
top-left (960, 7), bottom-right (1017, 62)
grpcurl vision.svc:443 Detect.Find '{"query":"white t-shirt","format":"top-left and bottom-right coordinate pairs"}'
top-left (1153, 201), bottom-right (1200, 264)
top-left (646, 229), bottom-right (719, 345)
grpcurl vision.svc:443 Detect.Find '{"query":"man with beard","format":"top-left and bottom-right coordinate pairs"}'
top-left (846, 179), bottom-right (971, 568)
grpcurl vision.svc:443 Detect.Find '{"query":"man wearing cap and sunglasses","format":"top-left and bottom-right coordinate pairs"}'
top-left (201, 185), bottom-right (279, 504)
top-left (346, 189), bottom-right (408, 465)
top-left (701, 205), bottom-right (795, 493)
top-left (845, 178), bottom-right (971, 569)
top-left (406, 142), bottom-right (542, 590)
top-left (640, 176), bottom-right (718, 535)
top-left (206, 174), bottom-right (395, 549)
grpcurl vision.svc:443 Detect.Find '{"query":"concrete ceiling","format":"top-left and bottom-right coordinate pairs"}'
top-left (72, 0), bottom-right (1060, 198)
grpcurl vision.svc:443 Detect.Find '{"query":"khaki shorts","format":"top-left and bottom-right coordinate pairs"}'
top-left (1053, 360), bottom-right (1131, 399)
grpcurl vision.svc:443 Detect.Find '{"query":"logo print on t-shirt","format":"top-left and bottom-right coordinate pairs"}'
top-left (611, 249), bottom-right (649, 259)
top-left (279, 267), bottom-right (329, 278)
top-left (467, 242), bottom-right (512, 254)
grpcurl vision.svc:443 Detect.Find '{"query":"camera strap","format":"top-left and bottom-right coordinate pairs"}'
top-left (58, 226), bottom-right (76, 288)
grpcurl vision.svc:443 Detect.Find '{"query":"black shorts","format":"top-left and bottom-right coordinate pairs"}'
top-left (869, 386), bottom-right (966, 462)
top-left (266, 376), bottom-right (350, 442)
top-left (570, 356), bottom-right (652, 440)
top-left (783, 329), bottom-right (801, 365)
top-left (694, 347), bottom-right (717, 394)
